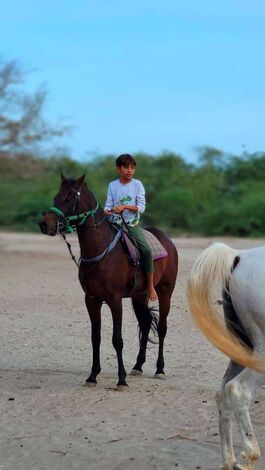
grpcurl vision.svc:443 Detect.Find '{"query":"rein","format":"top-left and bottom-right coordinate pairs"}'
top-left (49, 187), bottom-right (122, 268)
top-left (61, 233), bottom-right (79, 268)
top-left (61, 229), bottom-right (122, 268)
top-left (80, 229), bottom-right (122, 264)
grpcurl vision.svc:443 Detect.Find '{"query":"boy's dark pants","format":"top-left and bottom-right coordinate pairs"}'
top-left (126, 225), bottom-right (154, 274)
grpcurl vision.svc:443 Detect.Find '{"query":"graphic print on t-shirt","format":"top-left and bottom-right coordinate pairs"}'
top-left (108, 194), bottom-right (140, 227)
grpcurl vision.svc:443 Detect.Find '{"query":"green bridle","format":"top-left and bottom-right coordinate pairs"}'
top-left (49, 202), bottom-right (99, 234)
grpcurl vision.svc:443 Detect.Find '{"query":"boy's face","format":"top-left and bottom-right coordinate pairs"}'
top-left (117, 164), bottom-right (136, 182)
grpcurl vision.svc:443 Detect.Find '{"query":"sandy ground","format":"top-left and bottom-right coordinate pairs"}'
top-left (1, 232), bottom-right (265, 470)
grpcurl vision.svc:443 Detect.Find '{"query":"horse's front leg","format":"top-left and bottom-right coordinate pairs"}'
top-left (107, 296), bottom-right (128, 389)
top-left (85, 294), bottom-right (102, 386)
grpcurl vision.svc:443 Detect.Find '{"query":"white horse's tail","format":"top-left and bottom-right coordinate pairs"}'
top-left (187, 242), bottom-right (265, 371)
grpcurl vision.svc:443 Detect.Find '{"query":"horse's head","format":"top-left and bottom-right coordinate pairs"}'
top-left (39, 174), bottom-right (98, 236)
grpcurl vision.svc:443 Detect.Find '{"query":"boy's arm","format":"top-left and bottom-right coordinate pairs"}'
top-left (104, 184), bottom-right (114, 214)
top-left (136, 181), bottom-right (146, 214)
top-left (114, 204), bottom-right (138, 214)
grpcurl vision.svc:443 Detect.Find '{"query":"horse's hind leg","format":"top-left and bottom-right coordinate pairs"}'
top-left (155, 284), bottom-right (172, 378)
top-left (85, 295), bottom-right (102, 386)
top-left (218, 289), bottom-right (262, 469)
top-left (225, 368), bottom-right (263, 469)
top-left (216, 361), bottom-right (245, 469)
top-left (131, 296), bottom-right (153, 375)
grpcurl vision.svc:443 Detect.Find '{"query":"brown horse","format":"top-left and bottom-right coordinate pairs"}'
top-left (39, 175), bottom-right (178, 389)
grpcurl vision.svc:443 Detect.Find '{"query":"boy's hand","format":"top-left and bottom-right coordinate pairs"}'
top-left (113, 205), bottom-right (125, 214)
top-left (104, 209), bottom-right (112, 215)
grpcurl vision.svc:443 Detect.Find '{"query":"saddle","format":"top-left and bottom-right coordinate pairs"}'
top-left (121, 228), bottom-right (168, 267)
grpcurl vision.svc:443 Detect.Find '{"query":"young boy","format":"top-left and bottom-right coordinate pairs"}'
top-left (104, 154), bottom-right (158, 302)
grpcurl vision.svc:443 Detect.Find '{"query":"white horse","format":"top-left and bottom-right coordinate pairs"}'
top-left (187, 242), bottom-right (265, 470)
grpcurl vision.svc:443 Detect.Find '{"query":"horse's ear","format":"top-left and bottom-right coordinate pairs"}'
top-left (76, 174), bottom-right (86, 186)
top-left (60, 173), bottom-right (66, 182)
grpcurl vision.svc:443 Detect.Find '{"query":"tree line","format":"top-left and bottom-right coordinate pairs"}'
top-left (1, 58), bottom-right (264, 236)
top-left (1, 148), bottom-right (265, 236)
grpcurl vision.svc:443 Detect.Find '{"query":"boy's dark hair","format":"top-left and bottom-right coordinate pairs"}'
top-left (116, 154), bottom-right (136, 168)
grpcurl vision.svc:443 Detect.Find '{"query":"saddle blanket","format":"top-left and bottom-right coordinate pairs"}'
top-left (142, 229), bottom-right (168, 260)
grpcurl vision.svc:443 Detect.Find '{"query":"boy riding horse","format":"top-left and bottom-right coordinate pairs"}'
top-left (104, 154), bottom-right (158, 301)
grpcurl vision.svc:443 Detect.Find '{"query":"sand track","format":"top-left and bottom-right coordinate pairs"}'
top-left (1, 232), bottom-right (265, 470)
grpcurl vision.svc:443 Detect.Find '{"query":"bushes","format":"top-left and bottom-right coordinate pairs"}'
top-left (1, 150), bottom-right (265, 236)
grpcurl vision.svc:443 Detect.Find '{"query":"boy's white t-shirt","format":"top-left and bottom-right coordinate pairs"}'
top-left (104, 178), bottom-right (146, 226)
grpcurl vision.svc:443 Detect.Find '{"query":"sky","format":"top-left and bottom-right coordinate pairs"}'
top-left (1, 0), bottom-right (265, 162)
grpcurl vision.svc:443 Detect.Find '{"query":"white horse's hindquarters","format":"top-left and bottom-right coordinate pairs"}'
top-left (229, 246), bottom-right (265, 347)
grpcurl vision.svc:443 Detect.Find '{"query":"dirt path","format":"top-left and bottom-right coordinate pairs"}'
top-left (0, 232), bottom-right (265, 470)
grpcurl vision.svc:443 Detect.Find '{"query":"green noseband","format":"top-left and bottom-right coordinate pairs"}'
top-left (49, 202), bottom-right (99, 233)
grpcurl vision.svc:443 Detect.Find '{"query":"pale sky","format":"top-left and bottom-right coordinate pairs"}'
top-left (1, 0), bottom-right (265, 161)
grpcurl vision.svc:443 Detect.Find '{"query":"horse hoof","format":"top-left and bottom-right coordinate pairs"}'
top-left (116, 384), bottom-right (129, 392)
top-left (83, 381), bottom-right (97, 387)
top-left (130, 369), bottom-right (143, 376)
top-left (154, 373), bottom-right (166, 380)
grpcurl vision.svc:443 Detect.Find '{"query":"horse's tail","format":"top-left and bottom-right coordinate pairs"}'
top-left (132, 299), bottom-right (159, 344)
top-left (146, 306), bottom-right (159, 344)
top-left (187, 242), bottom-right (265, 371)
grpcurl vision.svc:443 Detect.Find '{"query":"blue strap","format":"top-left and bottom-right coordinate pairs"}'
top-left (80, 229), bottom-right (122, 264)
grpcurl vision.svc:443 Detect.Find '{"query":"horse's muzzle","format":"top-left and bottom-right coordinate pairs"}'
top-left (38, 220), bottom-right (56, 236)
